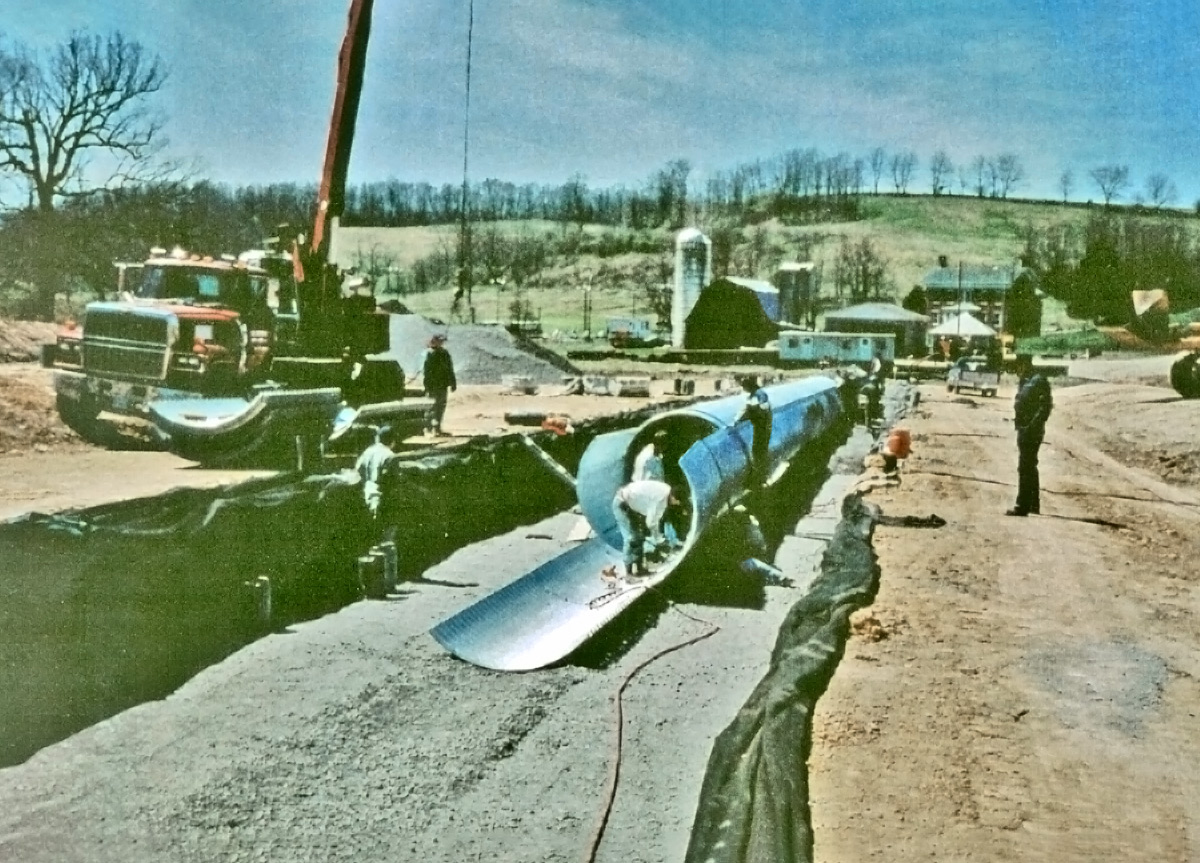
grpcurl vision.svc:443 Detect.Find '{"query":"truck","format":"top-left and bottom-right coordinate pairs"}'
top-left (43, 0), bottom-right (428, 465)
top-left (606, 317), bottom-right (659, 348)
top-left (946, 355), bottom-right (1001, 397)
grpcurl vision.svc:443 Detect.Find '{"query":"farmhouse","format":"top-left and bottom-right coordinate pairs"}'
top-left (921, 255), bottom-right (1038, 333)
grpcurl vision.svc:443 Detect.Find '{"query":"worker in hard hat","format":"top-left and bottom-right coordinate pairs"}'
top-left (418, 333), bottom-right (456, 436)
top-left (612, 479), bottom-right (680, 578)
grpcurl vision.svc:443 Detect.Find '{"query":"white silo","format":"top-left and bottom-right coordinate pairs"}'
top-left (672, 228), bottom-right (712, 348)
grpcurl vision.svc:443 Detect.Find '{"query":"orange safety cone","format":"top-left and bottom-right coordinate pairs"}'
top-left (883, 427), bottom-right (912, 459)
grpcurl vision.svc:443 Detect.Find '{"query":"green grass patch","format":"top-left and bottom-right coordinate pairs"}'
top-left (1015, 328), bottom-right (1115, 356)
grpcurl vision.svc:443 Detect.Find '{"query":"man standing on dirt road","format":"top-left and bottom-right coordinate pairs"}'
top-left (419, 333), bottom-right (456, 436)
top-left (1007, 353), bottom-right (1053, 516)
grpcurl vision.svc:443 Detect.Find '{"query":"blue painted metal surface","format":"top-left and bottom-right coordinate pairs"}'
top-left (149, 388), bottom-right (343, 465)
top-left (431, 376), bottom-right (843, 671)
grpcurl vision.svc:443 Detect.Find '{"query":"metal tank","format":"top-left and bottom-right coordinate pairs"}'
top-left (431, 375), bottom-right (843, 671)
top-left (774, 260), bottom-right (816, 326)
top-left (671, 228), bottom-right (712, 348)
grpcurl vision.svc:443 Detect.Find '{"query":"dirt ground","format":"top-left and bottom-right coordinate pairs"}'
top-left (1, 354), bottom-right (1199, 862)
top-left (811, 354), bottom-right (1200, 862)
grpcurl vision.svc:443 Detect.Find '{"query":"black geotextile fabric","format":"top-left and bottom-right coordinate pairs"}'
top-left (684, 494), bottom-right (881, 863)
top-left (0, 436), bottom-right (580, 767)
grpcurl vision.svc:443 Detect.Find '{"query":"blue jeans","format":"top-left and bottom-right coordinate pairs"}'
top-left (612, 499), bottom-right (647, 568)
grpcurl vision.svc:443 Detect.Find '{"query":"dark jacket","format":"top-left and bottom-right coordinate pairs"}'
top-left (422, 346), bottom-right (457, 393)
top-left (1014, 372), bottom-right (1052, 431)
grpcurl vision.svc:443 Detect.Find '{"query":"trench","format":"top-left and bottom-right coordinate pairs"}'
top-left (0, 403), bottom-right (671, 768)
top-left (684, 382), bottom-right (914, 863)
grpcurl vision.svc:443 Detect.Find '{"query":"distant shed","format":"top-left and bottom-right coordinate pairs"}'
top-left (683, 278), bottom-right (778, 349)
top-left (823, 302), bottom-right (929, 356)
top-left (778, 331), bottom-right (895, 364)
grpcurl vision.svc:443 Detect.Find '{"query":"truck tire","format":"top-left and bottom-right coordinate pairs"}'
top-left (56, 394), bottom-right (110, 446)
top-left (1170, 352), bottom-right (1200, 399)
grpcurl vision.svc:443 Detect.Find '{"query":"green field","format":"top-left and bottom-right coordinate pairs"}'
top-left (328, 196), bottom-right (1200, 336)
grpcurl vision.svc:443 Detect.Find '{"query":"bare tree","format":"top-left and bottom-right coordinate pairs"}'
top-left (929, 150), bottom-right (953, 196)
top-left (956, 165), bottom-right (972, 195)
top-left (1058, 168), bottom-right (1074, 204)
top-left (969, 155), bottom-right (987, 197)
top-left (992, 153), bottom-right (1024, 198)
top-left (869, 147), bottom-right (886, 194)
top-left (834, 237), bottom-right (888, 303)
top-left (890, 150), bottom-right (917, 194)
top-left (0, 31), bottom-right (168, 212)
top-left (1089, 164), bottom-right (1130, 206)
top-left (1145, 172), bottom-right (1178, 209)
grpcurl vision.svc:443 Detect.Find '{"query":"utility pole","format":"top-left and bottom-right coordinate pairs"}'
top-left (582, 280), bottom-right (593, 341)
top-left (957, 260), bottom-right (964, 340)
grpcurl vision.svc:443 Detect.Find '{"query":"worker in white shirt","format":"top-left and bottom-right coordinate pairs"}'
top-left (611, 479), bottom-right (679, 578)
top-left (355, 426), bottom-right (395, 518)
top-left (630, 429), bottom-right (685, 548)
top-left (631, 429), bottom-right (667, 482)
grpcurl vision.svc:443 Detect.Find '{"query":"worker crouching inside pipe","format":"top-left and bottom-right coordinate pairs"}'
top-left (578, 376), bottom-right (843, 571)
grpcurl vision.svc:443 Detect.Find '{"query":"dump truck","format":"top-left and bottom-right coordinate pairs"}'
top-left (43, 0), bottom-right (428, 465)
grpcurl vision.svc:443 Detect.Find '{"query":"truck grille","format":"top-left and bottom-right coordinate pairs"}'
top-left (82, 308), bottom-right (172, 381)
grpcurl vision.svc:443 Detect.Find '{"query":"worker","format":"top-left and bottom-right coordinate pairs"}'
top-left (631, 429), bottom-right (667, 482)
top-left (611, 479), bottom-right (679, 578)
top-left (734, 375), bottom-right (772, 488)
top-left (1007, 353), bottom-right (1053, 516)
top-left (355, 425), bottom-right (395, 518)
top-left (631, 430), bottom-right (683, 547)
top-left (419, 333), bottom-right (457, 436)
top-left (868, 351), bottom-right (883, 378)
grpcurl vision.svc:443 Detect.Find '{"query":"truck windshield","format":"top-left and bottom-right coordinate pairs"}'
top-left (137, 266), bottom-right (236, 302)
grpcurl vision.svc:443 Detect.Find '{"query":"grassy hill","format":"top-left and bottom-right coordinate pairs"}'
top-left (332, 197), bottom-right (1198, 335)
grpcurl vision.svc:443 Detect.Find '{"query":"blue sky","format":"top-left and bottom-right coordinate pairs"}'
top-left (6, 0), bottom-right (1200, 205)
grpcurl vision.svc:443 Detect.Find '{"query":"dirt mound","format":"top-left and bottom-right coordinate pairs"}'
top-left (0, 370), bottom-right (87, 455)
top-left (385, 314), bottom-right (579, 385)
top-left (0, 318), bottom-right (56, 362)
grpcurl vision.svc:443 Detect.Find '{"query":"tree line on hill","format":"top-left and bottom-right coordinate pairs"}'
top-left (0, 29), bottom-right (1197, 324)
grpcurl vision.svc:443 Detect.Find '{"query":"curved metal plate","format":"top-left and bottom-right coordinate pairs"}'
top-left (430, 376), bottom-right (843, 671)
top-left (576, 427), bottom-right (639, 549)
top-left (149, 388), bottom-right (342, 464)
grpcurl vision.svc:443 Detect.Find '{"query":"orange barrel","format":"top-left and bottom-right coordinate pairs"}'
top-left (883, 427), bottom-right (912, 459)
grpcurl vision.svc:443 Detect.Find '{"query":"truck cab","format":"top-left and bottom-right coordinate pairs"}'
top-left (49, 249), bottom-right (281, 436)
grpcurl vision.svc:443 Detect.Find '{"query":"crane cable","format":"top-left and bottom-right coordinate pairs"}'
top-left (455, 0), bottom-right (475, 313)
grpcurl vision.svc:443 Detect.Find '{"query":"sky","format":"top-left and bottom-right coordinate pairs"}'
top-left (5, 0), bottom-right (1200, 206)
